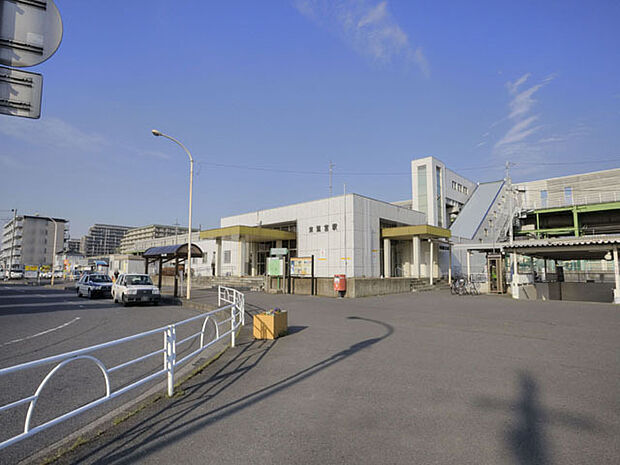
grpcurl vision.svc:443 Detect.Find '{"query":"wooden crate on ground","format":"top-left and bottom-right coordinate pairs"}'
top-left (253, 311), bottom-right (288, 339)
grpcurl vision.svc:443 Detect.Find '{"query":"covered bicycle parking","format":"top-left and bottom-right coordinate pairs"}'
top-left (504, 235), bottom-right (620, 304)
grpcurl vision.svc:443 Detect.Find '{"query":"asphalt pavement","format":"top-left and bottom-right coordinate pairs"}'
top-left (0, 283), bottom-right (221, 465)
top-left (49, 290), bottom-right (620, 465)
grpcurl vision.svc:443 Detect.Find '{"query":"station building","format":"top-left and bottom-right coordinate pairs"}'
top-left (190, 156), bottom-right (482, 282)
top-left (126, 155), bottom-right (620, 301)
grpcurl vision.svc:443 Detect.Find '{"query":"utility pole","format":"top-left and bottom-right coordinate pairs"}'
top-left (506, 161), bottom-right (519, 297)
top-left (7, 208), bottom-right (17, 279)
top-left (506, 161), bottom-right (514, 246)
top-left (329, 161), bottom-right (334, 197)
top-left (343, 183), bottom-right (347, 276)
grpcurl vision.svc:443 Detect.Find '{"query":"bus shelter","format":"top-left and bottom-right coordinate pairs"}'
top-left (143, 243), bottom-right (203, 297)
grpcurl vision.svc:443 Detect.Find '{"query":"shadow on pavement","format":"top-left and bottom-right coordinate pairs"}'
top-left (474, 371), bottom-right (604, 465)
top-left (68, 316), bottom-right (394, 465)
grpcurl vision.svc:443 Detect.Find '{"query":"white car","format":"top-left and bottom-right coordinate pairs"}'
top-left (112, 274), bottom-right (161, 306)
top-left (8, 270), bottom-right (24, 279)
top-left (76, 273), bottom-right (113, 298)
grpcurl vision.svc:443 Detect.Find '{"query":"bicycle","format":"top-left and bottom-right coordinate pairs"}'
top-left (450, 277), bottom-right (468, 295)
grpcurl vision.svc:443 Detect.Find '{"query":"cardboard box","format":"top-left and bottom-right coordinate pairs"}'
top-left (253, 312), bottom-right (288, 339)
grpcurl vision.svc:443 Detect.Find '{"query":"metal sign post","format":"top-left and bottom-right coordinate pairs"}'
top-left (0, 0), bottom-right (63, 68)
top-left (0, 0), bottom-right (62, 119)
top-left (0, 66), bottom-right (42, 118)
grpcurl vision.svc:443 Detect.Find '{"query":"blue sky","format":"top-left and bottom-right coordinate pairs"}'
top-left (1, 0), bottom-right (619, 236)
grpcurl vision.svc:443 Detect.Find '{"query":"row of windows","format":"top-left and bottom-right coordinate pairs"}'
top-left (308, 224), bottom-right (338, 233)
top-left (539, 187), bottom-right (573, 207)
top-left (451, 180), bottom-right (469, 195)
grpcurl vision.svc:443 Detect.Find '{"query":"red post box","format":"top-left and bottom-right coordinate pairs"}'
top-left (334, 274), bottom-right (346, 297)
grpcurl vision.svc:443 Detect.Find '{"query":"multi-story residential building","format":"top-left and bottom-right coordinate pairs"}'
top-left (119, 224), bottom-right (195, 254)
top-left (80, 224), bottom-right (132, 257)
top-left (67, 238), bottom-right (81, 254)
top-left (1, 215), bottom-right (68, 268)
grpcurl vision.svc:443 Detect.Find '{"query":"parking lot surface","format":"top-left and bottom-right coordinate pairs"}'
top-left (53, 290), bottom-right (620, 465)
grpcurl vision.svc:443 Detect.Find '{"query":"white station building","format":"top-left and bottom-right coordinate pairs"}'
top-left (191, 156), bottom-right (480, 281)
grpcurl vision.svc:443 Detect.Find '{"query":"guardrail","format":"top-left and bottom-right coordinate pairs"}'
top-left (218, 285), bottom-right (245, 325)
top-left (0, 286), bottom-right (245, 451)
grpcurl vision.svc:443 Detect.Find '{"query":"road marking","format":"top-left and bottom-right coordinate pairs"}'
top-left (0, 317), bottom-right (81, 347)
top-left (0, 300), bottom-right (112, 309)
top-left (0, 293), bottom-right (75, 299)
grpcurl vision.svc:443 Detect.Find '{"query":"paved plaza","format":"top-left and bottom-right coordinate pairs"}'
top-left (50, 290), bottom-right (619, 465)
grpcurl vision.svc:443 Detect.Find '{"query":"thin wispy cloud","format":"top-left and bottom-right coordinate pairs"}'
top-left (0, 116), bottom-right (106, 153)
top-left (494, 73), bottom-right (554, 151)
top-left (0, 154), bottom-right (22, 169)
top-left (294, 0), bottom-right (429, 76)
top-left (134, 149), bottom-right (171, 160)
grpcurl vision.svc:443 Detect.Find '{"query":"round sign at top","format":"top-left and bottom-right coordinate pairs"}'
top-left (0, 0), bottom-right (63, 68)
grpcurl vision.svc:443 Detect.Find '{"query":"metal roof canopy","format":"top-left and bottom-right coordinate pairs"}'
top-left (504, 235), bottom-right (620, 260)
top-left (200, 225), bottom-right (296, 242)
top-left (143, 243), bottom-right (203, 297)
top-left (381, 224), bottom-right (451, 241)
top-left (143, 243), bottom-right (203, 259)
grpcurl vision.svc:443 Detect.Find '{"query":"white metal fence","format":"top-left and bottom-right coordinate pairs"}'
top-left (0, 286), bottom-right (244, 451)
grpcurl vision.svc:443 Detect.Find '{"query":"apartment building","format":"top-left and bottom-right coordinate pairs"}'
top-left (1, 215), bottom-right (68, 268)
top-left (119, 224), bottom-right (194, 254)
top-left (80, 224), bottom-right (132, 257)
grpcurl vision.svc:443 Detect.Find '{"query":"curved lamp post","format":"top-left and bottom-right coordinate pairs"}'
top-left (151, 129), bottom-right (194, 300)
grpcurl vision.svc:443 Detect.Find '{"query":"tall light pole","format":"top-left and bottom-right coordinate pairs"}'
top-left (152, 129), bottom-right (194, 299)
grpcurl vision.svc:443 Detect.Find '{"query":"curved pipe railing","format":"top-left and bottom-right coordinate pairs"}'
top-left (0, 286), bottom-right (245, 451)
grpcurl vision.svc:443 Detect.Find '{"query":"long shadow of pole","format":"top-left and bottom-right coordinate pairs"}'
top-left (86, 316), bottom-right (394, 465)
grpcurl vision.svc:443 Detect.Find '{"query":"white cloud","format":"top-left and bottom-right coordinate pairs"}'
top-left (135, 149), bottom-right (171, 160)
top-left (0, 154), bottom-right (22, 169)
top-left (294, 0), bottom-right (428, 75)
top-left (496, 115), bottom-right (541, 147)
top-left (494, 74), bottom-right (555, 155)
top-left (357, 1), bottom-right (387, 28)
top-left (0, 116), bottom-right (106, 153)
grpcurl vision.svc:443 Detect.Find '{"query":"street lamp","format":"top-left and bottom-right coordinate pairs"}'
top-left (151, 129), bottom-right (194, 300)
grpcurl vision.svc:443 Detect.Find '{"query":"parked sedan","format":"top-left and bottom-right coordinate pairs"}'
top-left (76, 273), bottom-right (113, 298)
top-left (112, 274), bottom-right (161, 306)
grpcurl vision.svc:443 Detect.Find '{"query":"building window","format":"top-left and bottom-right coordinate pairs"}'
top-left (564, 187), bottom-right (572, 205)
top-left (324, 224), bottom-right (328, 232)
top-left (540, 190), bottom-right (548, 208)
top-left (463, 186), bottom-right (468, 195)
top-left (436, 166), bottom-right (443, 227)
top-left (484, 228), bottom-right (488, 237)
top-left (223, 250), bottom-right (231, 264)
top-left (417, 165), bottom-right (427, 215)
top-left (309, 226), bottom-right (313, 233)
top-left (332, 223), bottom-right (337, 231)
top-left (452, 180), bottom-right (457, 190)
top-left (316, 225), bottom-right (321, 232)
